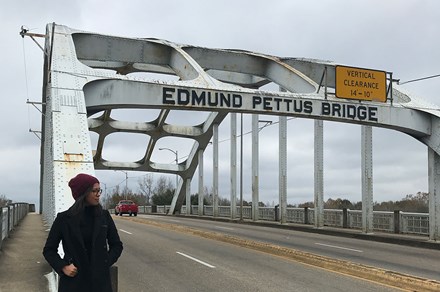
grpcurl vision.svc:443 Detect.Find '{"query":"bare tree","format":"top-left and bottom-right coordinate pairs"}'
top-left (218, 196), bottom-right (231, 206)
top-left (151, 176), bottom-right (174, 205)
top-left (204, 186), bottom-right (212, 204)
top-left (138, 174), bottom-right (154, 205)
top-left (0, 194), bottom-right (11, 207)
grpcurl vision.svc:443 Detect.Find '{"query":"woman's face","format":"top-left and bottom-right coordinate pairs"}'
top-left (86, 182), bottom-right (101, 206)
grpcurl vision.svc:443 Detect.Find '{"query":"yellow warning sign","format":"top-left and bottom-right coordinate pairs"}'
top-left (335, 66), bottom-right (387, 102)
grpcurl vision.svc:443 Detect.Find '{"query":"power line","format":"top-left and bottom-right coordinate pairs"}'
top-left (177, 117), bottom-right (297, 161)
top-left (398, 74), bottom-right (440, 85)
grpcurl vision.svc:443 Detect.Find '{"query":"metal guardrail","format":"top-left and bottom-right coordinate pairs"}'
top-left (0, 203), bottom-right (29, 250)
top-left (114, 205), bottom-right (430, 236)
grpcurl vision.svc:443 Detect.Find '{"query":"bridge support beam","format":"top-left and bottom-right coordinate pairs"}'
top-left (314, 120), bottom-right (324, 228)
top-left (230, 114), bottom-right (237, 219)
top-left (213, 124), bottom-right (219, 217)
top-left (279, 116), bottom-right (287, 224)
top-left (252, 115), bottom-right (259, 221)
top-left (362, 126), bottom-right (374, 234)
top-left (41, 25), bottom-right (96, 224)
top-left (428, 148), bottom-right (440, 241)
top-left (185, 178), bottom-right (191, 215)
top-left (198, 150), bottom-right (204, 216)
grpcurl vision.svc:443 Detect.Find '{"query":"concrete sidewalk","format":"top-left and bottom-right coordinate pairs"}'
top-left (0, 213), bottom-right (52, 292)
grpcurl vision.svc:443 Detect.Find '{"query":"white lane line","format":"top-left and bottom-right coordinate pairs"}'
top-left (315, 242), bottom-right (363, 253)
top-left (119, 229), bottom-right (133, 235)
top-left (214, 226), bottom-right (234, 231)
top-left (176, 252), bottom-right (216, 268)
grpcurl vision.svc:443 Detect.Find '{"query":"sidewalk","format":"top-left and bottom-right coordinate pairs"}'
top-left (0, 213), bottom-right (52, 292)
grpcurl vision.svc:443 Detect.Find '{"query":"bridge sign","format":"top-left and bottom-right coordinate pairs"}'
top-left (335, 66), bottom-right (387, 102)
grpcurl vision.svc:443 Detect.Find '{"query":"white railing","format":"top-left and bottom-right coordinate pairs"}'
top-left (133, 205), bottom-right (431, 236)
top-left (1, 208), bottom-right (8, 244)
top-left (373, 211), bottom-right (394, 232)
top-left (348, 210), bottom-right (362, 228)
top-left (0, 203), bottom-right (29, 250)
top-left (401, 212), bottom-right (429, 235)
top-left (324, 209), bottom-right (343, 227)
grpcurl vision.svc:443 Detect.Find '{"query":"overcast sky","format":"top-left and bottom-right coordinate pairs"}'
top-left (1, 0), bottom-right (439, 210)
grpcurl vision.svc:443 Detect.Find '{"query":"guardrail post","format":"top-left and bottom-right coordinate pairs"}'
top-left (13, 204), bottom-right (16, 227)
top-left (394, 210), bottom-right (400, 234)
top-left (304, 207), bottom-right (309, 224)
top-left (0, 208), bottom-right (3, 249)
top-left (343, 208), bottom-right (348, 228)
top-left (274, 205), bottom-right (279, 222)
top-left (7, 205), bottom-right (11, 237)
top-left (110, 266), bottom-right (118, 292)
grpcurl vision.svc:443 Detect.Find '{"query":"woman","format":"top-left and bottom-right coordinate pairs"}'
top-left (43, 173), bottom-right (123, 292)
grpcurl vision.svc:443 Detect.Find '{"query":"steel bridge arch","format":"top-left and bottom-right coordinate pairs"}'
top-left (39, 23), bottom-right (440, 240)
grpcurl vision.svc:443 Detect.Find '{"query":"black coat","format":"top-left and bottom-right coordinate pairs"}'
top-left (43, 207), bottom-right (123, 292)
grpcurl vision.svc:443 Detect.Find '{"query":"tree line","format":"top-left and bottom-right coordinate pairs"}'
top-left (101, 174), bottom-right (429, 213)
top-left (0, 175), bottom-right (429, 213)
top-left (296, 192), bottom-right (429, 213)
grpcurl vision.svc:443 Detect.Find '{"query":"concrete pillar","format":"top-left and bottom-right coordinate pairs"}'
top-left (343, 208), bottom-right (348, 228)
top-left (394, 210), bottom-right (400, 234)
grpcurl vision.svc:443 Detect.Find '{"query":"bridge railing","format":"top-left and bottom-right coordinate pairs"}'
top-left (0, 203), bottom-right (29, 250)
top-left (401, 212), bottom-right (429, 235)
top-left (118, 205), bottom-right (430, 236)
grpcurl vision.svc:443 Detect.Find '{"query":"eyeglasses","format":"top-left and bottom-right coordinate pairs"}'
top-left (91, 188), bottom-right (103, 194)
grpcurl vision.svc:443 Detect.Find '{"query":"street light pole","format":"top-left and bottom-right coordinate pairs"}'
top-left (159, 147), bottom-right (179, 189)
top-left (100, 182), bottom-right (107, 209)
top-left (114, 170), bottom-right (128, 199)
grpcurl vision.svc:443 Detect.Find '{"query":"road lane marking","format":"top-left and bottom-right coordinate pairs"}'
top-left (176, 252), bottom-right (216, 268)
top-left (119, 229), bottom-right (132, 235)
top-left (214, 226), bottom-right (234, 231)
top-left (315, 242), bottom-right (363, 253)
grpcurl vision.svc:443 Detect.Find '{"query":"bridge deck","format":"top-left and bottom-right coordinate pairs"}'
top-left (0, 213), bottom-right (438, 290)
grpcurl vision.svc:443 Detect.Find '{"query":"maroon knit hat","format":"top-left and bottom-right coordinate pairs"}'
top-left (68, 173), bottom-right (99, 200)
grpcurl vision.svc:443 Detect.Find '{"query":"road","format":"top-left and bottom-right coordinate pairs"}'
top-left (111, 215), bottom-right (440, 291)
top-left (138, 215), bottom-right (440, 281)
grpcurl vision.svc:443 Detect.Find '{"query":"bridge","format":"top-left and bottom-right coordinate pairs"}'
top-left (4, 22), bottom-right (440, 292)
top-left (21, 23), bottom-right (440, 240)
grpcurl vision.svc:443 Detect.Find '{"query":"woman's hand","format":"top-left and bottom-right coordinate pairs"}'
top-left (62, 263), bottom-right (78, 277)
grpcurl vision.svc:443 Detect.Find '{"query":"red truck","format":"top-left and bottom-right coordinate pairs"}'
top-left (115, 200), bottom-right (138, 216)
